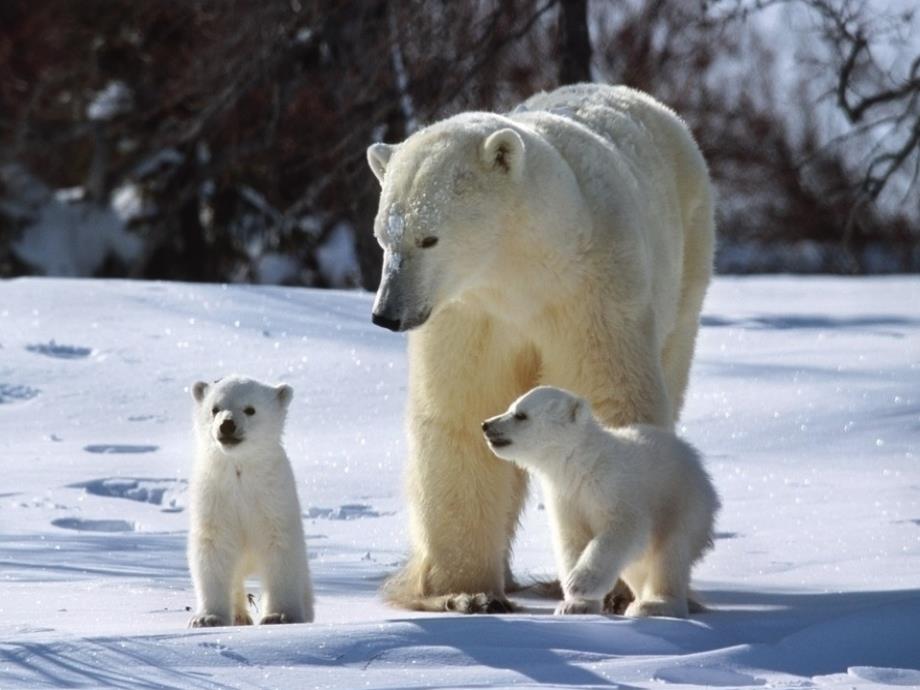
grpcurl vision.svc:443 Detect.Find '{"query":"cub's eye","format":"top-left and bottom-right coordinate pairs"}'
top-left (514, 412), bottom-right (527, 421)
top-left (418, 236), bottom-right (439, 249)
top-left (211, 406), bottom-right (220, 415)
top-left (244, 406), bottom-right (255, 416)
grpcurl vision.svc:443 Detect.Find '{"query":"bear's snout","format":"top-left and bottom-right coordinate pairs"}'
top-left (372, 311), bottom-right (402, 332)
top-left (482, 419), bottom-right (512, 448)
top-left (219, 419), bottom-right (236, 436)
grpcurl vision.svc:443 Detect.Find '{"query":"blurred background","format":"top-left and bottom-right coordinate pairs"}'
top-left (1, 0), bottom-right (917, 288)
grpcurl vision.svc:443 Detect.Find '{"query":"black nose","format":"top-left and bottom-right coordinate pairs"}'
top-left (372, 312), bottom-right (402, 332)
top-left (219, 419), bottom-right (236, 435)
top-left (481, 421), bottom-right (491, 432)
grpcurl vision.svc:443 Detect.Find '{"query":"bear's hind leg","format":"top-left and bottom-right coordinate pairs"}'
top-left (662, 190), bottom-right (714, 420)
top-left (626, 539), bottom-right (691, 619)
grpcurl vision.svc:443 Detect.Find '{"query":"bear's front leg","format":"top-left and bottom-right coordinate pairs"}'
top-left (188, 534), bottom-right (238, 628)
top-left (258, 539), bottom-right (310, 624)
top-left (407, 419), bottom-right (523, 613)
top-left (385, 311), bottom-right (535, 613)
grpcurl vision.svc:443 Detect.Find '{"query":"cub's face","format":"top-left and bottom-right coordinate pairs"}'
top-left (366, 118), bottom-right (527, 332)
top-left (482, 386), bottom-right (588, 465)
top-left (191, 376), bottom-right (292, 453)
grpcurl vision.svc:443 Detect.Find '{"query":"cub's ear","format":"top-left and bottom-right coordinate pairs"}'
top-left (276, 384), bottom-right (294, 408)
top-left (192, 381), bottom-right (209, 403)
top-left (481, 128), bottom-right (525, 178)
top-left (367, 143), bottom-right (395, 184)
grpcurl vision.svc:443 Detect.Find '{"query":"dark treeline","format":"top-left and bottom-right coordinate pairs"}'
top-left (1, 0), bottom-right (917, 287)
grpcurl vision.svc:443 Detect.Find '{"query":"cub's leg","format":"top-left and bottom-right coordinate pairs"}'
top-left (188, 534), bottom-right (238, 628)
top-left (556, 525), bottom-right (642, 616)
top-left (259, 549), bottom-right (309, 624)
top-left (625, 539), bottom-right (691, 618)
top-left (545, 490), bottom-right (593, 615)
top-left (232, 580), bottom-right (253, 626)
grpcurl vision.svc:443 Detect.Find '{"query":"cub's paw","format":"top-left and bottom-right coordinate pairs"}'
top-left (445, 593), bottom-right (515, 614)
top-left (259, 613), bottom-right (297, 625)
top-left (233, 612), bottom-right (253, 626)
top-left (189, 613), bottom-right (226, 628)
top-left (624, 598), bottom-right (688, 619)
top-left (564, 569), bottom-right (607, 600)
top-left (554, 598), bottom-right (602, 616)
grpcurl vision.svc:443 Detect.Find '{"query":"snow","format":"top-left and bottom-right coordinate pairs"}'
top-left (8, 173), bottom-right (142, 276)
top-left (111, 184), bottom-right (148, 223)
top-left (295, 26), bottom-right (314, 45)
top-left (316, 222), bottom-right (361, 287)
top-left (0, 276), bottom-right (918, 689)
top-left (386, 207), bottom-right (405, 243)
top-left (256, 253), bottom-right (302, 285)
top-left (86, 81), bottom-right (133, 121)
top-left (132, 148), bottom-right (185, 179)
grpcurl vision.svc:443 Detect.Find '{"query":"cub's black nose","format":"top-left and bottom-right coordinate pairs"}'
top-left (219, 419), bottom-right (236, 435)
top-left (481, 421), bottom-right (491, 432)
top-left (372, 312), bottom-right (402, 332)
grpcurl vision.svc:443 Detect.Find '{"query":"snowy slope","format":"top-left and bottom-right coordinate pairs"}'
top-left (0, 276), bottom-right (918, 689)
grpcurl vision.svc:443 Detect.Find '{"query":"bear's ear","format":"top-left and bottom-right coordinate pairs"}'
top-left (568, 398), bottom-right (584, 424)
top-left (481, 128), bottom-right (524, 178)
top-left (367, 143), bottom-right (395, 184)
top-left (192, 381), bottom-right (209, 404)
top-left (276, 384), bottom-right (293, 408)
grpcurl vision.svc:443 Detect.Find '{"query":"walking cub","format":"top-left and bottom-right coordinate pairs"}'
top-left (483, 386), bottom-right (718, 617)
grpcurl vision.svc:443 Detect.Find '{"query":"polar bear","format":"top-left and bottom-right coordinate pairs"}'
top-left (367, 83), bottom-right (715, 612)
top-left (187, 376), bottom-right (314, 627)
top-left (483, 386), bottom-right (719, 618)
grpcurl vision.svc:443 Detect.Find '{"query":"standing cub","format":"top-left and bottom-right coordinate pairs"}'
top-left (187, 375), bottom-right (314, 627)
top-left (483, 386), bottom-right (718, 618)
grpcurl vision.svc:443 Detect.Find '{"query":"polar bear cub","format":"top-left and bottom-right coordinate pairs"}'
top-left (483, 386), bottom-right (719, 618)
top-left (187, 375), bottom-right (314, 627)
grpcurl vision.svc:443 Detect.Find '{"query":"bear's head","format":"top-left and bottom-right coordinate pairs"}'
top-left (366, 115), bottom-right (529, 332)
top-left (191, 376), bottom-right (293, 454)
top-left (482, 385), bottom-right (592, 467)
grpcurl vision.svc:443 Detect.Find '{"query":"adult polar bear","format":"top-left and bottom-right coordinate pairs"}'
top-left (367, 84), bottom-right (715, 613)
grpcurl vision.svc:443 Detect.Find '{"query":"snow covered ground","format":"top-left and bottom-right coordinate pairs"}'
top-left (0, 276), bottom-right (917, 689)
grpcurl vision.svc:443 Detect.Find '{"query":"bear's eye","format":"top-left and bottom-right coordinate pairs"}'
top-left (211, 406), bottom-right (220, 416)
top-left (514, 412), bottom-right (527, 421)
top-left (244, 406), bottom-right (255, 416)
top-left (418, 236), bottom-right (438, 249)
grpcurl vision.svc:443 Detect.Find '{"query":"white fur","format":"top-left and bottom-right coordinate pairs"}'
top-left (367, 84), bottom-right (715, 612)
top-left (187, 375), bottom-right (314, 627)
top-left (484, 386), bottom-right (719, 618)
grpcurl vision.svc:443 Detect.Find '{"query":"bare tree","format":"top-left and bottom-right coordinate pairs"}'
top-left (558, 0), bottom-right (592, 84)
top-left (708, 0), bottom-right (920, 228)
top-left (814, 1), bottom-right (920, 217)
top-left (3, 0), bottom-right (916, 279)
